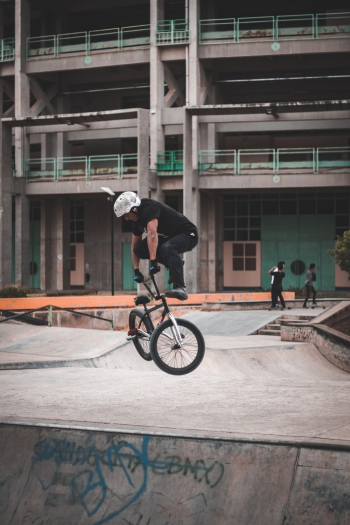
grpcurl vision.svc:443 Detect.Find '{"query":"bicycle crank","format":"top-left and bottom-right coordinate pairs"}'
top-left (126, 328), bottom-right (150, 341)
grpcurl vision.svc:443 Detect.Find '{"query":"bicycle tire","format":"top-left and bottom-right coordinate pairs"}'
top-left (129, 309), bottom-right (153, 361)
top-left (150, 318), bottom-right (205, 375)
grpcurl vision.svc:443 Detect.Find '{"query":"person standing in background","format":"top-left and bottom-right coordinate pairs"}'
top-left (303, 263), bottom-right (318, 308)
top-left (268, 262), bottom-right (286, 310)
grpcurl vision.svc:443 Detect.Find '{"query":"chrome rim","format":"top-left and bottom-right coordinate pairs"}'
top-left (157, 324), bottom-right (199, 369)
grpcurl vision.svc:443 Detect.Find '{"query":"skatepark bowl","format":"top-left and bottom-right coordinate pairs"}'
top-left (0, 307), bottom-right (349, 524)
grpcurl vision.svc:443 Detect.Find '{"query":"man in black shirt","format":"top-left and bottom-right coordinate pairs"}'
top-left (114, 191), bottom-right (198, 300)
top-left (268, 262), bottom-right (286, 309)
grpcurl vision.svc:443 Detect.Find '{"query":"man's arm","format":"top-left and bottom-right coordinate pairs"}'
top-left (147, 218), bottom-right (158, 259)
top-left (268, 266), bottom-right (277, 274)
top-left (131, 234), bottom-right (142, 269)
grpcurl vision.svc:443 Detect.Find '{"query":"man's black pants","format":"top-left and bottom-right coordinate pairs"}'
top-left (133, 233), bottom-right (198, 287)
top-left (271, 285), bottom-right (285, 308)
top-left (303, 285), bottom-right (317, 306)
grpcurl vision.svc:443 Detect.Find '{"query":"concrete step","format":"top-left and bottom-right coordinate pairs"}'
top-left (257, 329), bottom-right (281, 336)
top-left (266, 324), bottom-right (281, 331)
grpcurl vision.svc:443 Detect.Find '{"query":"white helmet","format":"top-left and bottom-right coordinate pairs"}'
top-left (114, 191), bottom-right (141, 217)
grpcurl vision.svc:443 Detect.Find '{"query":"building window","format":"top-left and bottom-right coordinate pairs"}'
top-left (232, 242), bottom-right (257, 271)
top-left (70, 201), bottom-right (84, 243)
top-left (224, 192), bottom-right (350, 239)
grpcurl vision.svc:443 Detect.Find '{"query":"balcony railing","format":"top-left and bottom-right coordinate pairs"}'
top-left (156, 151), bottom-right (183, 176)
top-left (26, 25), bottom-right (150, 59)
top-left (0, 38), bottom-right (15, 62)
top-left (199, 12), bottom-right (350, 44)
top-left (198, 148), bottom-right (350, 175)
top-left (24, 155), bottom-right (138, 180)
top-left (156, 20), bottom-right (190, 45)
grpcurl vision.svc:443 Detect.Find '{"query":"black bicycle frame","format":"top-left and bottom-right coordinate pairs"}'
top-left (137, 274), bottom-right (170, 331)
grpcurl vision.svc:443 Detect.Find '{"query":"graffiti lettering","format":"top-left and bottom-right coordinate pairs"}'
top-left (32, 436), bottom-right (224, 525)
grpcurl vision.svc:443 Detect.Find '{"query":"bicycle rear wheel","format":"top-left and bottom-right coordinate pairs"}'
top-left (149, 318), bottom-right (205, 375)
top-left (129, 309), bottom-right (153, 361)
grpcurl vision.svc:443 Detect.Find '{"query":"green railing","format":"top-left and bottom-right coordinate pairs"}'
top-left (156, 151), bottom-right (183, 176)
top-left (199, 12), bottom-right (350, 44)
top-left (26, 24), bottom-right (150, 59)
top-left (156, 20), bottom-right (190, 45)
top-left (198, 148), bottom-right (350, 175)
top-left (0, 38), bottom-right (15, 61)
top-left (25, 155), bottom-right (138, 180)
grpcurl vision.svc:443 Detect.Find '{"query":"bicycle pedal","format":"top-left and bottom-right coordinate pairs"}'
top-left (126, 335), bottom-right (137, 341)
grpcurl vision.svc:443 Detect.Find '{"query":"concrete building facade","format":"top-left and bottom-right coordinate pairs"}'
top-left (0, 0), bottom-right (350, 293)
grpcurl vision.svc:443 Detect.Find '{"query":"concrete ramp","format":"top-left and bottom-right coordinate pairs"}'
top-left (1, 423), bottom-right (350, 525)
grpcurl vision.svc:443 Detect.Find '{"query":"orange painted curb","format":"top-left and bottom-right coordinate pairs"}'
top-left (0, 292), bottom-right (295, 311)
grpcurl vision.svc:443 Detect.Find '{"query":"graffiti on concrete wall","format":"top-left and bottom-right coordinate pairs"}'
top-left (31, 435), bottom-right (224, 525)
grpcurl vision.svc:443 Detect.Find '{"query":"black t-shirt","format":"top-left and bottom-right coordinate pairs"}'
top-left (132, 199), bottom-right (198, 238)
top-left (272, 271), bottom-right (285, 286)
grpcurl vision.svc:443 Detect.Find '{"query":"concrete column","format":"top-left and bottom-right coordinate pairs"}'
top-left (15, 193), bottom-right (29, 286)
top-left (208, 194), bottom-right (216, 292)
top-left (55, 197), bottom-right (70, 291)
top-left (13, 0), bottom-right (31, 287)
top-left (150, 0), bottom-right (165, 202)
top-left (183, 108), bottom-right (200, 293)
top-left (0, 5), bottom-right (4, 40)
top-left (40, 199), bottom-right (47, 290)
top-left (137, 109), bottom-right (150, 199)
top-left (15, 0), bottom-right (30, 178)
top-left (208, 123), bottom-right (217, 163)
top-left (56, 94), bottom-right (70, 159)
top-left (188, 0), bottom-right (200, 106)
top-left (0, 121), bottom-right (13, 288)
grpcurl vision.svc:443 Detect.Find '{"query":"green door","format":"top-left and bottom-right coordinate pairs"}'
top-left (261, 215), bottom-right (335, 290)
top-left (29, 219), bottom-right (41, 288)
top-left (122, 242), bottom-right (137, 290)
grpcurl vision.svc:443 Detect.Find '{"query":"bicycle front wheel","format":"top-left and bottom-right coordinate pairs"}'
top-left (150, 318), bottom-right (205, 375)
top-left (129, 309), bottom-right (153, 361)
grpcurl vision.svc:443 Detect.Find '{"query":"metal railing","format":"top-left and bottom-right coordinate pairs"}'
top-left (0, 305), bottom-right (113, 330)
top-left (198, 147), bottom-right (350, 175)
top-left (155, 151), bottom-right (183, 176)
top-left (26, 24), bottom-right (150, 59)
top-left (0, 38), bottom-right (15, 61)
top-left (156, 19), bottom-right (190, 45)
top-left (24, 155), bottom-right (138, 181)
top-left (199, 12), bottom-right (350, 44)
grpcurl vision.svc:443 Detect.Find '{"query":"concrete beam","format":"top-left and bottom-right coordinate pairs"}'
top-left (198, 38), bottom-right (350, 61)
top-left (215, 119), bottom-right (350, 133)
top-left (25, 177), bottom-right (139, 196)
top-left (198, 173), bottom-right (350, 191)
top-left (3, 108), bottom-right (139, 128)
top-left (25, 119), bottom-right (139, 135)
top-left (25, 49), bottom-right (150, 75)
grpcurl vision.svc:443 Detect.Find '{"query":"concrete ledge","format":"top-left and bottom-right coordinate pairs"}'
top-left (281, 323), bottom-right (350, 373)
top-left (202, 298), bottom-right (336, 311)
top-left (0, 291), bottom-right (295, 312)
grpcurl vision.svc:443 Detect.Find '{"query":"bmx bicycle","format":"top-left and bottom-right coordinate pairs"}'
top-left (127, 273), bottom-right (205, 375)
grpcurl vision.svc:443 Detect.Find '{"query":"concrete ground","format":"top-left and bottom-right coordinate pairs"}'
top-left (0, 307), bottom-right (348, 445)
top-left (0, 308), bottom-right (349, 525)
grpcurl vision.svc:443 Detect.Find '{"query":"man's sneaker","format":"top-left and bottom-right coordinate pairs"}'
top-left (302, 305), bottom-right (308, 309)
top-left (165, 285), bottom-right (188, 301)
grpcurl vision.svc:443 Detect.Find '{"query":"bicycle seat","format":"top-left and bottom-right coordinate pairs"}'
top-left (134, 295), bottom-right (151, 306)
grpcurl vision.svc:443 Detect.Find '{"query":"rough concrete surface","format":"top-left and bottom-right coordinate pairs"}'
top-left (0, 309), bottom-right (349, 524)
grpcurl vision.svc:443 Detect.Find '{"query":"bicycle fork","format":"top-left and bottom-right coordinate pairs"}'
top-left (168, 312), bottom-right (183, 347)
